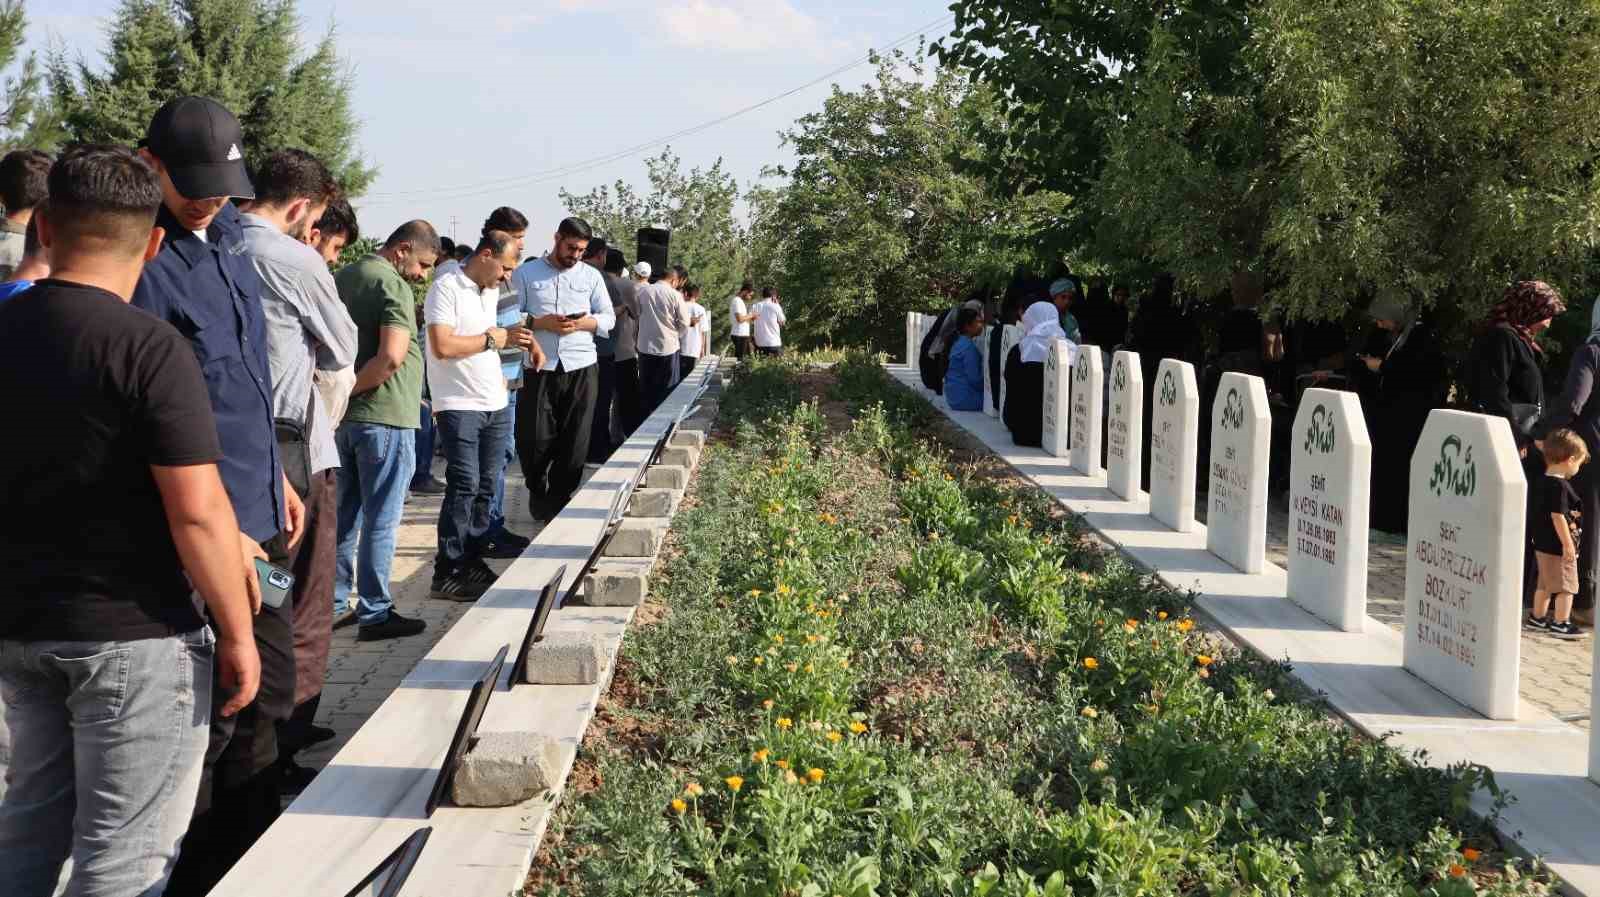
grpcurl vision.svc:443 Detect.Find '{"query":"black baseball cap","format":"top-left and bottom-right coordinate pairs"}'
top-left (142, 95), bottom-right (255, 201)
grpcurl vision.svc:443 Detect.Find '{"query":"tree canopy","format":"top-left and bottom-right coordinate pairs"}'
top-left (49, 0), bottom-right (375, 195)
top-left (0, 0), bottom-right (57, 150)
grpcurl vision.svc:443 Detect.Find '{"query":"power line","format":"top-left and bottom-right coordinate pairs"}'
top-left (360, 13), bottom-right (955, 206)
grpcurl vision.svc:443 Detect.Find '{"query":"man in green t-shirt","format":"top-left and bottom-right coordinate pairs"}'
top-left (332, 220), bottom-right (439, 641)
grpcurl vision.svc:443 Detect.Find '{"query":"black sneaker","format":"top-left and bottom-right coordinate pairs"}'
top-left (430, 565), bottom-right (492, 602)
top-left (1525, 614), bottom-right (1550, 632)
top-left (358, 611), bottom-right (427, 641)
top-left (410, 476), bottom-right (447, 496)
top-left (304, 725), bottom-right (337, 748)
top-left (482, 529), bottom-right (532, 559)
top-left (280, 762), bottom-right (320, 795)
top-left (1548, 619), bottom-right (1584, 640)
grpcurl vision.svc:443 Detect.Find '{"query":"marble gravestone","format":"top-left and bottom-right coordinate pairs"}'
top-left (906, 311), bottom-right (920, 369)
top-left (1403, 410), bottom-right (1525, 721)
top-left (1149, 360), bottom-right (1199, 532)
top-left (1205, 372), bottom-right (1270, 574)
top-left (1287, 389), bottom-right (1371, 632)
top-left (997, 324), bottom-right (1022, 421)
top-left (981, 326), bottom-right (998, 418)
top-left (1107, 350), bottom-right (1144, 499)
top-left (1070, 344), bottom-right (1105, 477)
top-left (1591, 643), bottom-right (1600, 783)
top-left (1042, 338), bottom-right (1071, 457)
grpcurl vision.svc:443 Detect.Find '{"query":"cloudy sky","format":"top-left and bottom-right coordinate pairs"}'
top-left (29, 0), bottom-right (954, 245)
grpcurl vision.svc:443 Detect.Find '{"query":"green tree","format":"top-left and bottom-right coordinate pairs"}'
top-left (752, 50), bottom-right (1066, 351)
top-left (0, 0), bottom-right (60, 150)
top-left (48, 0), bottom-right (374, 194)
top-left (561, 148), bottom-right (748, 330)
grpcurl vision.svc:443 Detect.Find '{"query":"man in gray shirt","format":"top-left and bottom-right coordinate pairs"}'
top-left (635, 263), bottom-right (689, 417)
top-left (238, 149), bottom-right (357, 790)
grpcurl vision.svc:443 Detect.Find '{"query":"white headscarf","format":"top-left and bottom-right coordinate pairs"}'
top-left (1018, 300), bottom-right (1066, 364)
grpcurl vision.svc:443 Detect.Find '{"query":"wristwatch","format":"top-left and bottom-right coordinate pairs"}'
top-left (484, 330), bottom-right (499, 353)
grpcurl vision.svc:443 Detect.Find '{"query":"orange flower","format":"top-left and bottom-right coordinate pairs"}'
top-left (762, 699), bottom-right (774, 710)
top-left (1083, 657), bottom-right (1099, 670)
top-left (1124, 619), bottom-right (1138, 631)
top-left (684, 782), bottom-right (703, 797)
top-left (724, 776), bottom-right (743, 793)
top-left (1157, 611), bottom-right (1169, 620)
top-left (807, 767), bottom-right (825, 784)
top-left (670, 798), bottom-right (687, 814)
top-left (1462, 848), bottom-right (1482, 862)
top-left (752, 749), bottom-right (769, 763)
top-left (775, 759), bottom-right (790, 770)
top-left (1177, 619), bottom-right (1194, 632)
top-left (1195, 655), bottom-right (1214, 667)
top-left (1448, 863), bottom-right (1466, 878)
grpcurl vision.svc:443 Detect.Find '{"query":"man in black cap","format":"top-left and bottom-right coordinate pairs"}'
top-left (132, 95), bottom-right (305, 895)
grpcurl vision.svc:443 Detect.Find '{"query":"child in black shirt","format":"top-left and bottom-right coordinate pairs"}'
top-left (1528, 428), bottom-right (1589, 638)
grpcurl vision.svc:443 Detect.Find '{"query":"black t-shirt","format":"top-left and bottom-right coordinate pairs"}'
top-left (1532, 473), bottom-right (1581, 556)
top-left (0, 280), bottom-right (222, 641)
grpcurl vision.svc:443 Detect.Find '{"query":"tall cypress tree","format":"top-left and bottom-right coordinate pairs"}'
top-left (0, 0), bottom-right (60, 150)
top-left (49, 0), bottom-right (375, 194)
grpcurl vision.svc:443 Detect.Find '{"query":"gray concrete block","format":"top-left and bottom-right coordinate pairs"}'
top-left (582, 559), bottom-right (652, 606)
top-left (669, 430), bottom-right (705, 451)
top-left (605, 519), bottom-right (668, 558)
top-left (520, 631), bottom-right (609, 684)
top-left (451, 731), bottom-right (563, 807)
top-left (659, 445), bottom-right (701, 470)
top-left (644, 465), bottom-right (689, 490)
top-left (627, 487), bottom-right (678, 518)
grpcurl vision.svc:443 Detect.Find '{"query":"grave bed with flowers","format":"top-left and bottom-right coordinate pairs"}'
top-left (529, 354), bottom-right (1550, 897)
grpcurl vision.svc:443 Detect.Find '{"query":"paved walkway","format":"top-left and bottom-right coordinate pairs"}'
top-left (292, 456), bottom-right (551, 775)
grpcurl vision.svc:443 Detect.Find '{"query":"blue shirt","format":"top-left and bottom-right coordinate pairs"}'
top-left (0, 280), bottom-right (32, 306)
top-left (944, 334), bottom-right (985, 411)
top-left (133, 203), bottom-right (285, 542)
top-left (513, 255), bottom-right (615, 373)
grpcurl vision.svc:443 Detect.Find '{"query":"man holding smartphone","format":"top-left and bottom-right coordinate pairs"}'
top-left (512, 217), bottom-right (615, 521)
top-left (0, 145), bottom-right (259, 897)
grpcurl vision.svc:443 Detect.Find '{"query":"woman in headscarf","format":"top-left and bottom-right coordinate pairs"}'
top-left (1534, 297), bottom-right (1600, 625)
top-left (1362, 298), bottom-right (1448, 533)
top-left (1470, 280), bottom-right (1566, 613)
top-left (1003, 300), bottom-right (1067, 447)
top-left (1470, 280), bottom-right (1566, 449)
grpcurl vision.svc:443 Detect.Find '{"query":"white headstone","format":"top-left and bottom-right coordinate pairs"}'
top-left (1149, 360), bottom-right (1199, 533)
top-left (1403, 410), bottom-right (1525, 720)
top-left (906, 311), bottom-right (920, 369)
top-left (921, 315), bottom-right (939, 366)
top-left (1287, 389), bottom-right (1371, 632)
top-left (1591, 643), bottom-right (1600, 782)
top-left (982, 326), bottom-right (998, 418)
top-left (1205, 372), bottom-right (1270, 574)
top-left (997, 324), bottom-right (1021, 420)
top-left (1070, 345), bottom-right (1105, 477)
top-left (1107, 351), bottom-right (1144, 499)
top-left (1042, 338), bottom-right (1071, 457)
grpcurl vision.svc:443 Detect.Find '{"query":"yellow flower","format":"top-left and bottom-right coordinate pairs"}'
top-left (776, 717), bottom-right (793, 730)
top-left (1462, 848), bottom-right (1482, 862)
top-left (1157, 611), bottom-right (1169, 620)
top-left (752, 656), bottom-right (765, 666)
top-left (1082, 657), bottom-right (1099, 670)
top-left (748, 589), bottom-right (763, 598)
top-left (684, 782), bottom-right (704, 797)
top-left (753, 749), bottom-right (769, 763)
top-left (803, 663), bottom-right (814, 673)
top-left (807, 767), bottom-right (825, 784)
top-left (1080, 706), bottom-right (1099, 719)
top-left (839, 659), bottom-right (850, 669)
top-left (805, 634), bottom-right (820, 644)
top-left (826, 731), bottom-right (842, 743)
top-left (1177, 619), bottom-right (1195, 632)
top-left (1195, 655), bottom-right (1213, 667)
top-left (817, 610), bottom-right (831, 619)
top-left (670, 798), bottom-right (687, 814)
top-left (776, 583), bottom-right (793, 596)
top-left (762, 699), bottom-right (775, 710)
top-left (1448, 863), bottom-right (1466, 878)
top-left (818, 512), bottom-right (837, 525)
top-left (848, 721), bottom-right (868, 734)
top-left (724, 775), bottom-right (743, 793)
top-left (775, 759), bottom-right (790, 770)
top-left (772, 634), bottom-right (785, 644)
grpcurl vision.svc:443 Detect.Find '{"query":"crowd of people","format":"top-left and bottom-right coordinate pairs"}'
top-left (0, 94), bottom-right (785, 897)
top-left (920, 271), bottom-right (1600, 639)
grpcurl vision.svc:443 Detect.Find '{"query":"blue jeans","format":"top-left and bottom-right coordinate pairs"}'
top-left (435, 406), bottom-right (512, 572)
top-left (488, 390), bottom-right (517, 535)
top-left (0, 628), bottom-right (213, 897)
top-left (410, 401), bottom-right (435, 489)
top-left (335, 421), bottom-right (417, 626)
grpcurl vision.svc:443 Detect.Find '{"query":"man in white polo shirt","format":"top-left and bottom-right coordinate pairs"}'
top-left (680, 281), bottom-right (710, 379)
top-left (424, 230), bottom-right (537, 601)
top-left (753, 286), bottom-right (786, 355)
top-left (728, 281), bottom-right (755, 359)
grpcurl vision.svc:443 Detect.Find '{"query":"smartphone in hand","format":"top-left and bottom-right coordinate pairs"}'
top-left (254, 558), bottom-right (295, 609)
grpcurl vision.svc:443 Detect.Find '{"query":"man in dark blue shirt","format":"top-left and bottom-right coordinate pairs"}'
top-left (130, 95), bottom-right (306, 897)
